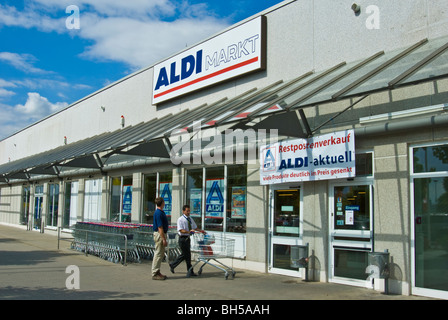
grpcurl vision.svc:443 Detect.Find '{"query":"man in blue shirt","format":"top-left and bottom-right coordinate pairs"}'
top-left (152, 197), bottom-right (169, 280)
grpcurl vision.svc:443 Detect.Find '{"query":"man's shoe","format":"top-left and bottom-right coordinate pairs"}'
top-left (169, 263), bottom-right (175, 274)
top-left (188, 272), bottom-right (198, 277)
top-left (152, 273), bottom-right (166, 280)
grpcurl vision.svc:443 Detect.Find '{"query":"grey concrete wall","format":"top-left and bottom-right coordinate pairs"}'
top-left (246, 163), bottom-right (269, 266)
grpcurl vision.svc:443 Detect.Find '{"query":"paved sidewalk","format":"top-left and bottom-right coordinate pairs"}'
top-left (0, 224), bottom-right (436, 301)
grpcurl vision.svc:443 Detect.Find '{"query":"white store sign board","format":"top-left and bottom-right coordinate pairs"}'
top-left (260, 130), bottom-right (356, 185)
top-left (152, 16), bottom-right (266, 104)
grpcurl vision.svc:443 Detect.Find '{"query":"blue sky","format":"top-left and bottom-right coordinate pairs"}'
top-left (0, 0), bottom-right (284, 140)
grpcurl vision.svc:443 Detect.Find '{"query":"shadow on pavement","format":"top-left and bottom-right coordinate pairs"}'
top-left (0, 286), bottom-right (157, 300)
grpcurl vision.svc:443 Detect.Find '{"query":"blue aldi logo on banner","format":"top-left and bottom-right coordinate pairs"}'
top-left (206, 179), bottom-right (224, 218)
top-left (159, 182), bottom-right (172, 216)
top-left (262, 146), bottom-right (276, 172)
top-left (122, 185), bottom-right (132, 214)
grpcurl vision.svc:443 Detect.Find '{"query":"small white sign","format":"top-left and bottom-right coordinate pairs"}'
top-left (345, 210), bottom-right (354, 225)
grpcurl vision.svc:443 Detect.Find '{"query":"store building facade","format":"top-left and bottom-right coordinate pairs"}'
top-left (1, 0), bottom-right (448, 299)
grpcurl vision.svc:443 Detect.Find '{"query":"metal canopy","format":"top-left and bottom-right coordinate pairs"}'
top-left (1, 36), bottom-right (447, 180)
top-left (117, 139), bottom-right (171, 158)
top-left (62, 154), bottom-right (102, 169)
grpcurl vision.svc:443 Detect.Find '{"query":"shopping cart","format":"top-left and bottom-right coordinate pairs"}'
top-left (188, 232), bottom-right (236, 279)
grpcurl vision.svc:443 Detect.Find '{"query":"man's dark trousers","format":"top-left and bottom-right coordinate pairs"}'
top-left (171, 236), bottom-right (192, 271)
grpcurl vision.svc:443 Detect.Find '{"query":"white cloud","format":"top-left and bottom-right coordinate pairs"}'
top-left (0, 79), bottom-right (17, 98)
top-left (13, 78), bottom-right (74, 90)
top-left (0, 1), bottom-right (230, 69)
top-left (0, 4), bottom-right (65, 32)
top-left (0, 52), bottom-right (51, 74)
top-left (78, 14), bottom-right (228, 69)
top-left (0, 79), bottom-right (17, 88)
top-left (32, 0), bottom-right (176, 17)
top-left (15, 92), bottom-right (68, 119)
top-left (0, 93), bottom-right (69, 139)
top-left (0, 88), bottom-right (15, 98)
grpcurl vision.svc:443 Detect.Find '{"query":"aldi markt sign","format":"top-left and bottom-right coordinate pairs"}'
top-left (260, 130), bottom-right (356, 185)
top-left (152, 16), bottom-right (266, 104)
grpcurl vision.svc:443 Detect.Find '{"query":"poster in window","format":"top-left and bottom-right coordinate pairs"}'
top-left (190, 188), bottom-right (202, 218)
top-left (205, 179), bottom-right (224, 218)
top-left (159, 182), bottom-right (172, 217)
top-left (345, 210), bottom-right (354, 225)
top-left (122, 185), bottom-right (132, 215)
top-left (231, 186), bottom-right (246, 219)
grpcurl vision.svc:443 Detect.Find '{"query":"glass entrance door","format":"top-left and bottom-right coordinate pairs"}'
top-left (329, 182), bottom-right (373, 287)
top-left (269, 185), bottom-right (303, 277)
top-left (411, 143), bottom-right (448, 299)
top-left (413, 177), bottom-right (448, 297)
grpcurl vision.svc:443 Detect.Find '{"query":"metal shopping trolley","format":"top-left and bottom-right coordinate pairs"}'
top-left (188, 232), bottom-right (236, 279)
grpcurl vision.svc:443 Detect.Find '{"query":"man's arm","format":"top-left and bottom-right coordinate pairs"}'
top-left (158, 226), bottom-right (167, 246)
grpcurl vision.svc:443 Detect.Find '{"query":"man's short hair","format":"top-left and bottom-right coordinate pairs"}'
top-left (155, 197), bottom-right (164, 207)
top-left (182, 204), bottom-right (190, 211)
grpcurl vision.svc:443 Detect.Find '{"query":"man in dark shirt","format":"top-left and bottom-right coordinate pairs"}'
top-left (152, 197), bottom-right (169, 280)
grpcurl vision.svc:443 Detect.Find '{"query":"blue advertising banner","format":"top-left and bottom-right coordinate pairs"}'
top-left (205, 179), bottom-right (224, 218)
top-left (159, 182), bottom-right (172, 217)
top-left (122, 185), bottom-right (132, 214)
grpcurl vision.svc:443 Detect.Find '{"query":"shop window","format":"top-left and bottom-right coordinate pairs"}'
top-left (355, 152), bottom-right (373, 177)
top-left (21, 186), bottom-right (31, 225)
top-left (142, 173), bottom-right (157, 224)
top-left (142, 171), bottom-right (172, 225)
top-left (205, 167), bottom-right (225, 231)
top-left (227, 165), bottom-right (247, 233)
top-left (47, 183), bottom-right (59, 227)
top-left (334, 249), bottom-right (369, 280)
top-left (186, 168), bottom-right (203, 229)
top-left (63, 181), bottom-right (78, 229)
top-left (274, 189), bottom-right (300, 236)
top-left (33, 185), bottom-right (44, 229)
top-left (158, 171), bottom-right (172, 224)
top-left (84, 179), bottom-right (102, 222)
top-left (110, 176), bottom-right (132, 222)
top-left (333, 185), bottom-right (370, 231)
top-left (413, 144), bottom-right (448, 173)
top-left (185, 165), bottom-right (247, 233)
top-left (273, 244), bottom-right (298, 271)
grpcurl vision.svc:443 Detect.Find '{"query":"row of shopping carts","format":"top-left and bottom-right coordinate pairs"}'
top-left (71, 222), bottom-right (179, 264)
top-left (70, 222), bottom-right (236, 279)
